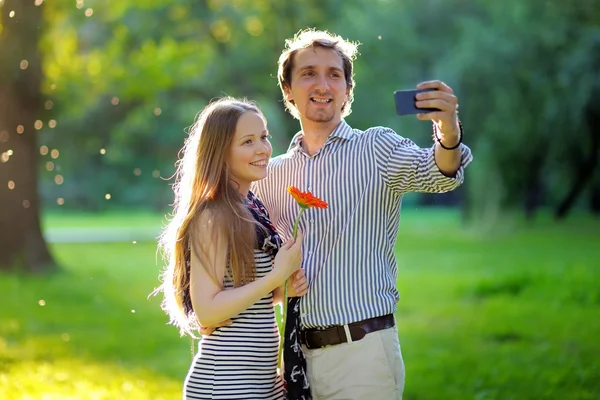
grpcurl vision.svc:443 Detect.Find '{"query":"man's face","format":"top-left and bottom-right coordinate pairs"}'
top-left (285, 47), bottom-right (350, 125)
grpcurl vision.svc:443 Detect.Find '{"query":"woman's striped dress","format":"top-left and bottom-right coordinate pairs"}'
top-left (183, 250), bottom-right (284, 400)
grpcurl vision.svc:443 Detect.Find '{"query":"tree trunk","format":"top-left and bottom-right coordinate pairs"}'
top-left (590, 172), bottom-right (600, 214)
top-left (0, 0), bottom-right (56, 272)
top-left (555, 103), bottom-right (600, 220)
top-left (523, 152), bottom-right (546, 221)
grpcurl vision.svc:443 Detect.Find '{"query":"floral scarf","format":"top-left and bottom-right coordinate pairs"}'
top-left (246, 191), bottom-right (311, 400)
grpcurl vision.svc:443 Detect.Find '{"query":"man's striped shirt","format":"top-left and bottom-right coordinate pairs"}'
top-left (252, 120), bottom-right (473, 329)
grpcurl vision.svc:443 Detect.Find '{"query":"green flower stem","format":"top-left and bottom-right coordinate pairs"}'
top-left (278, 207), bottom-right (305, 372)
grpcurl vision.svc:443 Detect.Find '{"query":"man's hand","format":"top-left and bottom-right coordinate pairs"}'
top-left (199, 319), bottom-right (232, 336)
top-left (415, 80), bottom-right (460, 147)
top-left (287, 268), bottom-right (308, 297)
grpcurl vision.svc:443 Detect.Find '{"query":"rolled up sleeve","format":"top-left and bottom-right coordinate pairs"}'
top-left (373, 127), bottom-right (473, 194)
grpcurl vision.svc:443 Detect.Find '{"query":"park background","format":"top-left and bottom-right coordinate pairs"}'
top-left (1, 0), bottom-right (599, 399)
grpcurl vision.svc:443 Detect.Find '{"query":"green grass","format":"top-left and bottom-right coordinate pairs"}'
top-left (2, 209), bottom-right (599, 399)
top-left (41, 209), bottom-right (167, 229)
top-left (395, 210), bottom-right (600, 400)
top-left (0, 240), bottom-right (187, 399)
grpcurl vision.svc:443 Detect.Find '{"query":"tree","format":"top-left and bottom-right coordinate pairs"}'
top-left (0, 0), bottom-right (56, 272)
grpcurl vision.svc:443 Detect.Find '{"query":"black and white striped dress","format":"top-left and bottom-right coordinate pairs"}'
top-left (183, 250), bottom-right (284, 400)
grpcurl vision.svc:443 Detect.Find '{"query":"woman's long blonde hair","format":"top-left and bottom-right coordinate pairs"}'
top-left (155, 97), bottom-right (264, 337)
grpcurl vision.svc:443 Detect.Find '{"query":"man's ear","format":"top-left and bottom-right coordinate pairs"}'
top-left (283, 85), bottom-right (293, 101)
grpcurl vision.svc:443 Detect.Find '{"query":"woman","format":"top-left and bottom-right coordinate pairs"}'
top-left (155, 97), bottom-right (307, 399)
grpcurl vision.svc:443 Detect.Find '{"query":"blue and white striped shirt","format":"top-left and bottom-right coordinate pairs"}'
top-left (253, 120), bottom-right (473, 329)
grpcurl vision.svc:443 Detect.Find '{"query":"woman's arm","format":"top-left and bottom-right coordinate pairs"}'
top-left (190, 212), bottom-right (302, 327)
top-left (272, 269), bottom-right (309, 306)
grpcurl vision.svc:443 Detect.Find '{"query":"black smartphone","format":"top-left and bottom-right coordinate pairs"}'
top-left (393, 88), bottom-right (440, 116)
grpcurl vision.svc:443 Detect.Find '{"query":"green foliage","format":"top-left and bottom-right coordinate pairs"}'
top-left (5, 0), bottom-right (598, 216)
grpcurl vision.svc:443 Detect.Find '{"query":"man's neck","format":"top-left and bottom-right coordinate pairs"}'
top-left (299, 119), bottom-right (341, 156)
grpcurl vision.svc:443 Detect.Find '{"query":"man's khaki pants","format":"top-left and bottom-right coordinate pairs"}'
top-left (302, 326), bottom-right (405, 400)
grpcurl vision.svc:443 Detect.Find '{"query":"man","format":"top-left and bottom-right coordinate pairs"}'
top-left (253, 29), bottom-right (473, 400)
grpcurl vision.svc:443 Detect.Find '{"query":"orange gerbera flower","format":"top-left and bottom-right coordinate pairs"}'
top-left (287, 186), bottom-right (328, 210)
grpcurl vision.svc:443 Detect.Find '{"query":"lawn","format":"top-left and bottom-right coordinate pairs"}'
top-left (1, 209), bottom-right (599, 399)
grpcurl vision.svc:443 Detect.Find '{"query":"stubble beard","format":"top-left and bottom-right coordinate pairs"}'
top-left (306, 106), bottom-right (335, 124)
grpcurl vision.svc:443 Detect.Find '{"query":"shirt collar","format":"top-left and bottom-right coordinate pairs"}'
top-left (287, 120), bottom-right (355, 153)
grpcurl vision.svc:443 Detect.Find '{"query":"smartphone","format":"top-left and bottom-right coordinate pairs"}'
top-left (393, 88), bottom-right (440, 116)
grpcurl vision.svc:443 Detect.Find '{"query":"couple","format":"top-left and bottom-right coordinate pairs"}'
top-left (155, 28), bottom-right (473, 400)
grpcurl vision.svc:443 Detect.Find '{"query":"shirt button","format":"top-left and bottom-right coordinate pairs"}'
top-left (310, 219), bottom-right (315, 223)
top-left (307, 187), bottom-right (312, 191)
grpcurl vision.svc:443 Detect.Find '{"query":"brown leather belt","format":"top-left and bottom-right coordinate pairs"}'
top-left (300, 314), bottom-right (395, 349)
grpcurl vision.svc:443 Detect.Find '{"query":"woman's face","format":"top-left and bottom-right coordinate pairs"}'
top-left (226, 111), bottom-right (272, 194)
